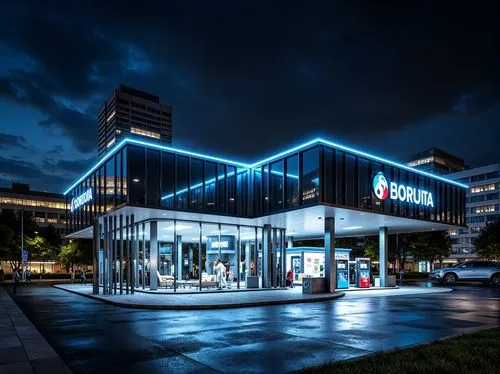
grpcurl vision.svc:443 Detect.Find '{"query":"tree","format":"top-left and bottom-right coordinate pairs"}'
top-left (0, 210), bottom-right (39, 270)
top-left (474, 222), bottom-right (500, 261)
top-left (40, 224), bottom-right (61, 249)
top-left (59, 239), bottom-right (93, 272)
top-left (388, 233), bottom-right (416, 271)
top-left (411, 231), bottom-right (452, 270)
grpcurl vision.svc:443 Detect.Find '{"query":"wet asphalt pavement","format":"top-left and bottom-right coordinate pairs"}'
top-left (4, 283), bottom-right (500, 373)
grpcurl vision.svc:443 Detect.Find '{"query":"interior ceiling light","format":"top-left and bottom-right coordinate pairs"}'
top-left (343, 226), bottom-right (363, 230)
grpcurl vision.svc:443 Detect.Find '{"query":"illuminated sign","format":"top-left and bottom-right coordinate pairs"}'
top-left (373, 172), bottom-right (434, 207)
top-left (210, 241), bottom-right (229, 249)
top-left (71, 188), bottom-right (93, 212)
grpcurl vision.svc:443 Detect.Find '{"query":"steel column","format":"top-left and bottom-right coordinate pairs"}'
top-left (119, 214), bottom-right (123, 294)
top-left (379, 227), bottom-right (388, 287)
top-left (142, 222), bottom-right (146, 289)
top-left (130, 214), bottom-right (135, 294)
top-left (92, 218), bottom-right (99, 294)
top-left (125, 215), bottom-right (130, 294)
top-left (272, 228), bottom-right (278, 287)
top-left (198, 221), bottom-right (202, 291)
top-left (262, 224), bottom-right (272, 288)
top-left (113, 215), bottom-right (117, 294)
top-left (150, 220), bottom-right (158, 291)
top-left (102, 217), bottom-right (108, 294)
top-left (324, 217), bottom-right (336, 293)
top-left (236, 225), bottom-right (241, 289)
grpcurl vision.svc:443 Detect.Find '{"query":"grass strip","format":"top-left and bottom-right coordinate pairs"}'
top-left (298, 328), bottom-right (500, 374)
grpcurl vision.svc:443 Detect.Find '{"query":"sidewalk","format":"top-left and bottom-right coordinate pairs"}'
top-left (54, 284), bottom-right (452, 310)
top-left (54, 284), bottom-right (346, 310)
top-left (0, 287), bottom-right (71, 374)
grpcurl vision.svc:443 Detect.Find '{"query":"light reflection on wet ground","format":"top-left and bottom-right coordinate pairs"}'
top-left (6, 284), bottom-right (500, 373)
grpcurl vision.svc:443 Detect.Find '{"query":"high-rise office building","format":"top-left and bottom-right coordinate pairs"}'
top-left (446, 164), bottom-right (500, 260)
top-left (98, 85), bottom-right (172, 158)
top-left (402, 148), bottom-right (466, 175)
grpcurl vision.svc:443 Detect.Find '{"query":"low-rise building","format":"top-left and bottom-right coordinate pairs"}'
top-left (446, 164), bottom-right (500, 261)
top-left (0, 183), bottom-right (67, 274)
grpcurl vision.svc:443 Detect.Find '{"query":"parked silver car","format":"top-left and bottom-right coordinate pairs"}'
top-left (430, 260), bottom-right (500, 285)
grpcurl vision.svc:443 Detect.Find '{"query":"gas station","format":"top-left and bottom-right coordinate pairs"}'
top-left (63, 136), bottom-right (467, 296)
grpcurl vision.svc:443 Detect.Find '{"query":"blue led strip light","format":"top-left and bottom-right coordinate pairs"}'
top-left (249, 138), bottom-right (468, 188)
top-left (64, 136), bottom-right (467, 195)
top-left (63, 138), bottom-right (250, 195)
top-left (160, 169), bottom-right (299, 201)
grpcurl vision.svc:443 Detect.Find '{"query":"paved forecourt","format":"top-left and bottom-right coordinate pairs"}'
top-left (0, 287), bottom-right (71, 374)
top-left (10, 284), bottom-right (499, 374)
top-left (54, 284), bottom-right (451, 309)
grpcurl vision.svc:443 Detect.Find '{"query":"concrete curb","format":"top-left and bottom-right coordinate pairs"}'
top-left (53, 284), bottom-right (345, 310)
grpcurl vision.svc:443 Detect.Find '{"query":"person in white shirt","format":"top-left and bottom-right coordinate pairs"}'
top-left (216, 260), bottom-right (226, 289)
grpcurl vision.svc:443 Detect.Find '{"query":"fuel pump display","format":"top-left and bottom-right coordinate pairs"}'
top-left (356, 258), bottom-right (371, 288)
top-left (335, 259), bottom-right (349, 289)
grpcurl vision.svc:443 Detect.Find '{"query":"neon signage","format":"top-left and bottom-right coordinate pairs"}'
top-left (71, 188), bottom-right (93, 212)
top-left (373, 172), bottom-right (434, 207)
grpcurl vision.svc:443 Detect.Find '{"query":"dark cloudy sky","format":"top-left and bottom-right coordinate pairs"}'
top-left (0, 1), bottom-right (498, 192)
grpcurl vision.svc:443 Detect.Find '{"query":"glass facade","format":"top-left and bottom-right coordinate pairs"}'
top-left (67, 141), bottom-right (466, 234)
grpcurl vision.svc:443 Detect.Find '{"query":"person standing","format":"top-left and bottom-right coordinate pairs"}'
top-left (26, 268), bottom-right (31, 282)
top-left (80, 269), bottom-right (87, 285)
top-left (12, 268), bottom-right (20, 294)
top-left (286, 269), bottom-right (294, 288)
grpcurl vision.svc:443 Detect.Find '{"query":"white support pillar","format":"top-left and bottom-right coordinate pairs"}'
top-left (150, 221), bottom-right (158, 291)
top-left (245, 241), bottom-right (251, 281)
top-left (113, 215), bottom-right (117, 295)
top-left (176, 235), bottom-right (183, 281)
top-left (141, 222), bottom-right (146, 289)
top-left (281, 229), bottom-right (286, 287)
top-left (272, 228), bottom-right (278, 288)
top-left (198, 222), bottom-right (202, 291)
top-left (133, 220), bottom-right (138, 292)
top-left (262, 224), bottom-right (272, 288)
top-left (102, 217), bottom-right (108, 294)
top-left (119, 214), bottom-right (123, 295)
top-left (92, 218), bottom-right (99, 295)
top-left (236, 225), bottom-right (241, 289)
top-left (324, 217), bottom-right (336, 293)
top-left (379, 227), bottom-right (388, 287)
top-left (107, 216), bottom-right (113, 295)
top-left (125, 215), bottom-right (129, 294)
top-left (287, 236), bottom-right (293, 249)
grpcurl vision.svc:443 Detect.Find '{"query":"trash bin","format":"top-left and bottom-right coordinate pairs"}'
top-left (302, 277), bottom-right (326, 294)
top-left (246, 276), bottom-right (259, 288)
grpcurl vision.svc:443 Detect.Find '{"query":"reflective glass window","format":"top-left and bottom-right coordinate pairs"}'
top-left (302, 147), bottom-right (319, 204)
top-left (128, 146), bottom-right (145, 205)
top-left (270, 160), bottom-right (284, 211)
top-left (358, 158), bottom-right (370, 209)
top-left (323, 148), bottom-right (335, 204)
top-left (106, 157), bottom-right (115, 211)
top-left (336, 150), bottom-right (345, 205)
top-left (217, 164), bottom-right (226, 213)
top-left (161, 152), bottom-right (175, 209)
top-left (205, 162), bottom-right (217, 212)
top-left (228, 165), bottom-right (236, 214)
top-left (190, 158), bottom-right (204, 212)
top-left (176, 155), bottom-right (188, 210)
top-left (345, 154), bottom-right (356, 207)
top-left (146, 149), bottom-right (160, 206)
top-left (285, 155), bottom-right (299, 208)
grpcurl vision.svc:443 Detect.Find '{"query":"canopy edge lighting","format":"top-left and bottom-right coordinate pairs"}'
top-left (63, 136), bottom-right (468, 195)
